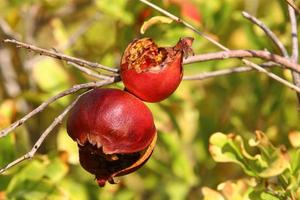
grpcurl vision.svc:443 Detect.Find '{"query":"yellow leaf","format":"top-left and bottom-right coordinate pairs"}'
top-left (140, 16), bottom-right (173, 34)
top-left (288, 131), bottom-right (300, 148)
top-left (201, 187), bottom-right (225, 200)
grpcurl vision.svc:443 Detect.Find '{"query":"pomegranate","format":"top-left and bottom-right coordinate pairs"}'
top-left (120, 37), bottom-right (194, 102)
top-left (66, 88), bottom-right (157, 186)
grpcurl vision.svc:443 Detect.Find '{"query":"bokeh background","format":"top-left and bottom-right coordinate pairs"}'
top-left (0, 0), bottom-right (299, 199)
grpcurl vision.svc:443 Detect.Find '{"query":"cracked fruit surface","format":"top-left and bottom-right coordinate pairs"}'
top-left (120, 37), bottom-right (194, 102)
top-left (66, 88), bottom-right (156, 186)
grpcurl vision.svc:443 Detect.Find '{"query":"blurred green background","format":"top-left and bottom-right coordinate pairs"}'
top-left (0, 0), bottom-right (299, 199)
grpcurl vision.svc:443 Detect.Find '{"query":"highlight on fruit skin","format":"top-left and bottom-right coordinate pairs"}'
top-left (120, 37), bottom-right (194, 103)
top-left (66, 88), bottom-right (157, 187)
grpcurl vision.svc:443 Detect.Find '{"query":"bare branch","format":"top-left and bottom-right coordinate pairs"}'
top-left (185, 57), bottom-right (300, 93)
top-left (0, 77), bottom-right (120, 138)
top-left (0, 92), bottom-right (84, 174)
top-left (241, 58), bottom-right (300, 93)
top-left (139, 0), bottom-right (300, 94)
top-left (183, 62), bottom-right (275, 81)
top-left (184, 50), bottom-right (300, 74)
top-left (242, 11), bottom-right (289, 57)
top-left (3, 39), bottom-right (119, 74)
top-left (285, 0), bottom-right (300, 15)
top-left (288, 2), bottom-right (300, 107)
top-left (138, 0), bottom-right (229, 51)
top-left (67, 61), bottom-right (112, 80)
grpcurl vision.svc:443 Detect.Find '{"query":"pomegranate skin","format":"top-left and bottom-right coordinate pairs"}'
top-left (66, 88), bottom-right (156, 154)
top-left (120, 37), bottom-right (194, 102)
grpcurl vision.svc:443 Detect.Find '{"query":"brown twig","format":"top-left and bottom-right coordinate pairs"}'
top-left (138, 0), bottom-right (229, 51)
top-left (139, 0), bottom-right (300, 93)
top-left (288, 2), bottom-right (300, 107)
top-left (67, 61), bottom-right (112, 80)
top-left (241, 58), bottom-right (300, 93)
top-left (183, 62), bottom-right (275, 81)
top-left (242, 11), bottom-right (289, 57)
top-left (3, 39), bottom-right (119, 74)
top-left (184, 50), bottom-right (300, 74)
top-left (285, 0), bottom-right (300, 15)
top-left (0, 78), bottom-right (119, 138)
top-left (0, 92), bottom-right (84, 174)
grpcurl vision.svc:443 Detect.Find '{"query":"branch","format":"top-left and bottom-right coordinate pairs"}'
top-left (241, 58), bottom-right (300, 93)
top-left (67, 61), bottom-right (112, 80)
top-left (138, 0), bottom-right (229, 51)
top-left (3, 39), bottom-right (119, 74)
top-left (184, 50), bottom-right (300, 74)
top-left (0, 77), bottom-right (120, 138)
top-left (288, 2), bottom-right (300, 107)
top-left (139, 0), bottom-right (300, 94)
top-left (183, 62), bottom-right (275, 81)
top-left (285, 0), bottom-right (300, 15)
top-left (242, 11), bottom-right (289, 57)
top-left (0, 92), bottom-right (84, 174)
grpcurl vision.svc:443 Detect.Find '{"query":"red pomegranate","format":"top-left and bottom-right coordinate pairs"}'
top-left (66, 88), bottom-right (157, 186)
top-left (120, 37), bottom-right (194, 102)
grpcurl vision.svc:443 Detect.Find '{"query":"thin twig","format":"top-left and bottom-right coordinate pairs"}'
top-left (184, 50), bottom-right (300, 74)
top-left (285, 0), bottom-right (300, 15)
top-left (183, 62), bottom-right (275, 81)
top-left (3, 39), bottom-right (119, 74)
top-left (0, 93), bottom-right (84, 174)
top-left (288, 2), bottom-right (300, 107)
top-left (138, 0), bottom-right (229, 51)
top-left (139, 0), bottom-right (300, 94)
top-left (67, 61), bottom-right (112, 80)
top-left (0, 78), bottom-right (120, 138)
top-left (184, 60), bottom-right (300, 94)
top-left (242, 58), bottom-right (300, 93)
top-left (242, 11), bottom-right (289, 57)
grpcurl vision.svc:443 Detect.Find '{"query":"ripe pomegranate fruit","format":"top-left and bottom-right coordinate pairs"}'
top-left (120, 37), bottom-right (194, 102)
top-left (66, 88), bottom-right (157, 186)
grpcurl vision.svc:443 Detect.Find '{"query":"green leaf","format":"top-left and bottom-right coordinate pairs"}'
top-left (209, 131), bottom-right (290, 178)
top-left (249, 190), bottom-right (281, 200)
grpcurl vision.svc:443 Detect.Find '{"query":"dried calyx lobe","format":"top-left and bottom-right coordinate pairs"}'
top-left (67, 88), bottom-right (157, 187)
top-left (120, 37), bottom-right (194, 102)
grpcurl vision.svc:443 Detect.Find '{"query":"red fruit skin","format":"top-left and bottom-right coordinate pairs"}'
top-left (121, 52), bottom-right (183, 102)
top-left (66, 88), bottom-right (156, 154)
top-left (120, 37), bottom-right (193, 103)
